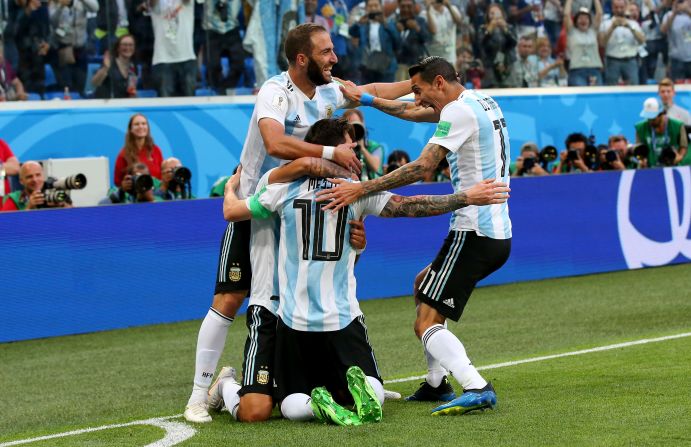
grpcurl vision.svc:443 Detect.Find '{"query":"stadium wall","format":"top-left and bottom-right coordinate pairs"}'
top-left (2, 166), bottom-right (689, 342)
top-left (1, 86), bottom-right (689, 197)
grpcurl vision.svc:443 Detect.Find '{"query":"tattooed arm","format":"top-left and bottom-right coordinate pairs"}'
top-left (379, 191), bottom-right (471, 218)
top-left (268, 157), bottom-right (354, 184)
top-left (371, 97), bottom-right (439, 123)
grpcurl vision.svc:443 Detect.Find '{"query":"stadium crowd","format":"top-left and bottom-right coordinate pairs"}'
top-left (0, 0), bottom-right (690, 100)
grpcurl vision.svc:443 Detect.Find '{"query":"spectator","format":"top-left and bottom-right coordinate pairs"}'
top-left (564, 0), bottom-right (603, 86)
top-left (542, 0), bottom-right (563, 47)
top-left (424, 0), bottom-right (463, 67)
top-left (504, 0), bottom-right (541, 38)
top-left (304, 0), bottom-right (330, 31)
top-left (48, 0), bottom-right (98, 96)
top-left (456, 45), bottom-right (485, 88)
top-left (512, 142), bottom-right (549, 176)
top-left (553, 132), bottom-right (591, 173)
top-left (0, 40), bottom-right (28, 100)
top-left (599, 0), bottom-right (646, 85)
top-left (322, 0), bottom-right (353, 79)
top-left (108, 162), bottom-right (159, 203)
top-left (202, 0), bottom-right (245, 92)
top-left (536, 36), bottom-right (566, 86)
top-left (597, 135), bottom-right (627, 170)
top-left (635, 97), bottom-right (689, 166)
top-left (114, 113), bottom-right (163, 186)
top-left (129, 0), bottom-right (155, 89)
top-left (660, 0), bottom-right (691, 82)
top-left (625, 2), bottom-right (650, 84)
top-left (658, 77), bottom-right (691, 125)
top-left (94, 0), bottom-right (130, 55)
top-left (342, 109), bottom-right (384, 180)
top-left (349, 0), bottom-right (400, 83)
top-left (2, 0), bottom-right (22, 71)
top-left (0, 139), bottom-right (20, 197)
top-left (393, 0), bottom-right (431, 81)
top-left (639, 0), bottom-right (667, 84)
top-left (508, 35), bottom-right (539, 87)
top-left (149, 0), bottom-right (196, 97)
top-left (1, 161), bottom-right (72, 211)
top-left (385, 149), bottom-right (410, 173)
top-left (92, 34), bottom-right (138, 98)
top-left (15, 0), bottom-right (50, 95)
top-left (478, 3), bottom-right (517, 87)
top-left (155, 157), bottom-right (194, 199)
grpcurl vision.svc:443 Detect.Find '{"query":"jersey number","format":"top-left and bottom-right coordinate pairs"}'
top-left (292, 199), bottom-right (349, 261)
top-left (493, 118), bottom-right (507, 176)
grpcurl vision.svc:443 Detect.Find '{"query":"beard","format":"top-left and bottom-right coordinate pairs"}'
top-left (307, 57), bottom-right (330, 86)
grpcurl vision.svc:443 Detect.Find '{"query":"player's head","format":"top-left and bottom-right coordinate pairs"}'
top-left (304, 118), bottom-right (355, 146)
top-left (285, 23), bottom-right (337, 86)
top-left (408, 56), bottom-right (460, 115)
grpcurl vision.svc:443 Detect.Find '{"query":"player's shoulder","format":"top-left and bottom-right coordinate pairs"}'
top-left (259, 72), bottom-right (295, 96)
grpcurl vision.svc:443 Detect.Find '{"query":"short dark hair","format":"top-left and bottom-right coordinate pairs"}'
top-left (304, 118), bottom-right (355, 146)
top-left (408, 56), bottom-right (459, 84)
top-left (565, 132), bottom-right (588, 149)
top-left (285, 23), bottom-right (327, 65)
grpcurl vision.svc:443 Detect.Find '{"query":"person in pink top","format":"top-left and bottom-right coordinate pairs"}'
top-left (113, 113), bottom-right (163, 186)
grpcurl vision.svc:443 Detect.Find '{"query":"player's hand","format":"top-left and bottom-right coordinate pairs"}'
top-left (316, 177), bottom-right (365, 211)
top-left (333, 142), bottom-right (361, 174)
top-left (463, 179), bottom-right (510, 205)
top-left (226, 165), bottom-right (242, 196)
top-left (349, 218), bottom-right (367, 250)
top-left (27, 190), bottom-right (45, 209)
top-left (334, 77), bottom-right (364, 104)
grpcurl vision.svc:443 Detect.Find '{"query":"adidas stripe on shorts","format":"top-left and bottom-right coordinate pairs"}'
top-left (214, 220), bottom-right (252, 294)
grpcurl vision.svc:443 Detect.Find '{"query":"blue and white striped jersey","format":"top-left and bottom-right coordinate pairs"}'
top-left (428, 89), bottom-right (512, 239)
top-left (248, 175), bottom-right (392, 332)
top-left (237, 72), bottom-right (348, 199)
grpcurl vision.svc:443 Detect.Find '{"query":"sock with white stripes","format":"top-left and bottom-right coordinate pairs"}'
top-left (421, 324), bottom-right (487, 391)
top-left (424, 321), bottom-right (449, 388)
top-left (220, 379), bottom-right (242, 420)
top-left (281, 393), bottom-right (314, 421)
top-left (367, 376), bottom-right (386, 405)
top-left (187, 308), bottom-right (233, 405)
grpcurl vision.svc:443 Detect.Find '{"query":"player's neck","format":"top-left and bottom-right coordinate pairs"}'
top-left (288, 67), bottom-right (317, 99)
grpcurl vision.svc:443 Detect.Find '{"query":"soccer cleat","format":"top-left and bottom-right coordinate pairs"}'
top-left (346, 366), bottom-right (383, 423)
top-left (384, 389), bottom-right (402, 400)
top-left (310, 387), bottom-right (362, 426)
top-left (430, 382), bottom-right (497, 416)
top-left (207, 366), bottom-right (238, 411)
top-left (183, 401), bottom-right (212, 423)
top-left (405, 376), bottom-right (457, 402)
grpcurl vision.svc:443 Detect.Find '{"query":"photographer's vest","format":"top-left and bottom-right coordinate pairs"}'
top-left (2, 191), bottom-right (28, 210)
top-left (635, 117), bottom-right (687, 167)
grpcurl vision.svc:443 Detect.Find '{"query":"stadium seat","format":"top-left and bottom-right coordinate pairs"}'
top-left (44, 91), bottom-right (82, 100)
top-left (137, 89), bottom-right (158, 98)
top-left (26, 92), bottom-right (42, 101)
top-left (195, 88), bottom-right (216, 96)
top-left (84, 63), bottom-right (101, 95)
top-left (44, 65), bottom-right (57, 88)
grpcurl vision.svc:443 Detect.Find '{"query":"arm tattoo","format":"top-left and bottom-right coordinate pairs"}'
top-left (379, 192), bottom-right (469, 218)
top-left (373, 99), bottom-right (413, 117)
top-left (362, 144), bottom-right (448, 195)
top-left (308, 157), bottom-right (352, 179)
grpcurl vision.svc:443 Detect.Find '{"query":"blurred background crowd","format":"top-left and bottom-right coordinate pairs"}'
top-left (0, 0), bottom-right (690, 100)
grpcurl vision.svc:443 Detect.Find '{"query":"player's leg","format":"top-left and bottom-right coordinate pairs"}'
top-left (184, 220), bottom-right (252, 423)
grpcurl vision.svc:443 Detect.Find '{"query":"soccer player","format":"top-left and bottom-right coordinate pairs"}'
top-left (216, 118), bottom-right (510, 426)
top-left (184, 23), bottom-right (414, 423)
top-left (319, 56), bottom-right (513, 415)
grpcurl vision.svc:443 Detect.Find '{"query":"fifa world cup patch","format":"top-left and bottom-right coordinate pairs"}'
top-left (229, 263), bottom-right (242, 282)
top-left (257, 369), bottom-right (270, 385)
top-left (434, 121), bottom-right (452, 137)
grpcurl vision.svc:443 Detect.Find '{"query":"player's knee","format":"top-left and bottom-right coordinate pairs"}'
top-left (237, 397), bottom-right (273, 422)
top-left (414, 319), bottom-right (426, 339)
top-left (212, 291), bottom-right (246, 317)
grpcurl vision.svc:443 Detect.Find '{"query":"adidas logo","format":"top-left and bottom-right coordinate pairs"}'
top-left (294, 114), bottom-right (301, 122)
top-left (443, 298), bottom-right (455, 308)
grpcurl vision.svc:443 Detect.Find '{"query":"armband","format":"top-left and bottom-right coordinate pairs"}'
top-left (360, 93), bottom-right (375, 106)
top-left (322, 145), bottom-right (335, 160)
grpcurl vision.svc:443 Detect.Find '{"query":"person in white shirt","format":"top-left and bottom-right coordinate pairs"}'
top-left (658, 77), bottom-right (691, 125)
top-left (598, 0), bottom-right (646, 85)
top-left (424, 0), bottom-right (463, 67)
top-left (660, 0), bottom-right (691, 81)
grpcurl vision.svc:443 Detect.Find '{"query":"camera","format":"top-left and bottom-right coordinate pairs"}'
top-left (216, 0), bottom-right (228, 22)
top-left (130, 174), bottom-right (154, 194)
top-left (583, 145), bottom-right (598, 169)
top-left (40, 174), bottom-right (87, 207)
top-left (368, 11), bottom-right (382, 20)
top-left (522, 156), bottom-right (536, 170)
top-left (659, 146), bottom-right (677, 167)
top-left (605, 150), bottom-right (618, 163)
top-left (171, 166), bottom-right (192, 185)
top-left (567, 149), bottom-right (579, 161)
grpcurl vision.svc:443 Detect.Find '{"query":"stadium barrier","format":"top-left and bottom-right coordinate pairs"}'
top-left (1, 86), bottom-right (688, 198)
top-left (1, 166), bottom-right (688, 342)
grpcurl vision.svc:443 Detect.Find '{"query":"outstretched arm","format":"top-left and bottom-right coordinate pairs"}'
top-left (268, 157), bottom-right (353, 184)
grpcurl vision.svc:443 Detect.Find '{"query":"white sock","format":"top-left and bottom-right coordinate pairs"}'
top-left (367, 376), bottom-right (385, 405)
top-left (187, 308), bottom-right (233, 405)
top-left (422, 324), bottom-right (487, 391)
top-left (424, 321), bottom-right (449, 388)
top-left (221, 380), bottom-right (241, 420)
top-left (281, 393), bottom-right (314, 421)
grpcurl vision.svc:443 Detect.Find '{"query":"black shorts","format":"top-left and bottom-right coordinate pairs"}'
top-left (274, 316), bottom-right (382, 404)
top-left (416, 231), bottom-right (511, 321)
top-left (214, 220), bottom-right (252, 294)
top-left (239, 305), bottom-right (278, 397)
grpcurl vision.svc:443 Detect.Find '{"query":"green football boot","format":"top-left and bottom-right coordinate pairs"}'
top-left (310, 387), bottom-right (362, 426)
top-left (346, 366), bottom-right (383, 423)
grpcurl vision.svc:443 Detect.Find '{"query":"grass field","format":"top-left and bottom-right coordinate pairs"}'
top-left (2, 264), bottom-right (691, 446)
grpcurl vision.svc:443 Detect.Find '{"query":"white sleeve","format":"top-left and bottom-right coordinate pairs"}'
top-left (629, 19), bottom-right (643, 33)
top-left (427, 102), bottom-right (474, 153)
top-left (256, 82), bottom-right (289, 127)
top-left (355, 191), bottom-right (394, 217)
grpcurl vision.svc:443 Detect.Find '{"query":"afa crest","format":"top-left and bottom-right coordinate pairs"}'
top-left (229, 263), bottom-right (241, 282)
top-left (325, 105), bottom-right (334, 118)
top-left (257, 369), bottom-right (270, 385)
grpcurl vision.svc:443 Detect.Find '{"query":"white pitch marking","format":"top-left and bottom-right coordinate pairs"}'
top-left (0, 415), bottom-right (195, 447)
top-left (384, 331), bottom-right (691, 384)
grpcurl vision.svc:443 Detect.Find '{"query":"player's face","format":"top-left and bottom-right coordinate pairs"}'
top-left (306, 31), bottom-right (338, 86)
top-left (410, 73), bottom-right (446, 115)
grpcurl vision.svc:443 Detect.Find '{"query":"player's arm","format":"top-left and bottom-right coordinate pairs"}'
top-left (358, 80), bottom-right (412, 101)
top-left (222, 168), bottom-right (251, 222)
top-left (259, 118), bottom-right (360, 172)
top-left (267, 157), bottom-right (353, 184)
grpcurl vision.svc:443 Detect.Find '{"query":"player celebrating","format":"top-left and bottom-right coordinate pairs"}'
top-left (216, 118), bottom-right (510, 426)
top-left (184, 23), bottom-right (413, 423)
top-left (319, 56), bottom-right (512, 415)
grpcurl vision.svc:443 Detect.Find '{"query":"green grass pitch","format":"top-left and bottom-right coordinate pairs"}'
top-left (2, 264), bottom-right (690, 446)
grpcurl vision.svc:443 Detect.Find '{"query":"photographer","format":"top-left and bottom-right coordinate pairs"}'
top-left (349, 0), bottom-right (400, 83)
top-left (107, 162), bottom-right (159, 204)
top-left (1, 161), bottom-right (72, 211)
top-left (156, 157), bottom-right (194, 200)
top-left (553, 133), bottom-right (592, 174)
top-left (342, 109), bottom-right (384, 180)
top-left (597, 135), bottom-right (627, 171)
top-left (511, 142), bottom-right (549, 176)
top-left (635, 97), bottom-right (689, 167)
